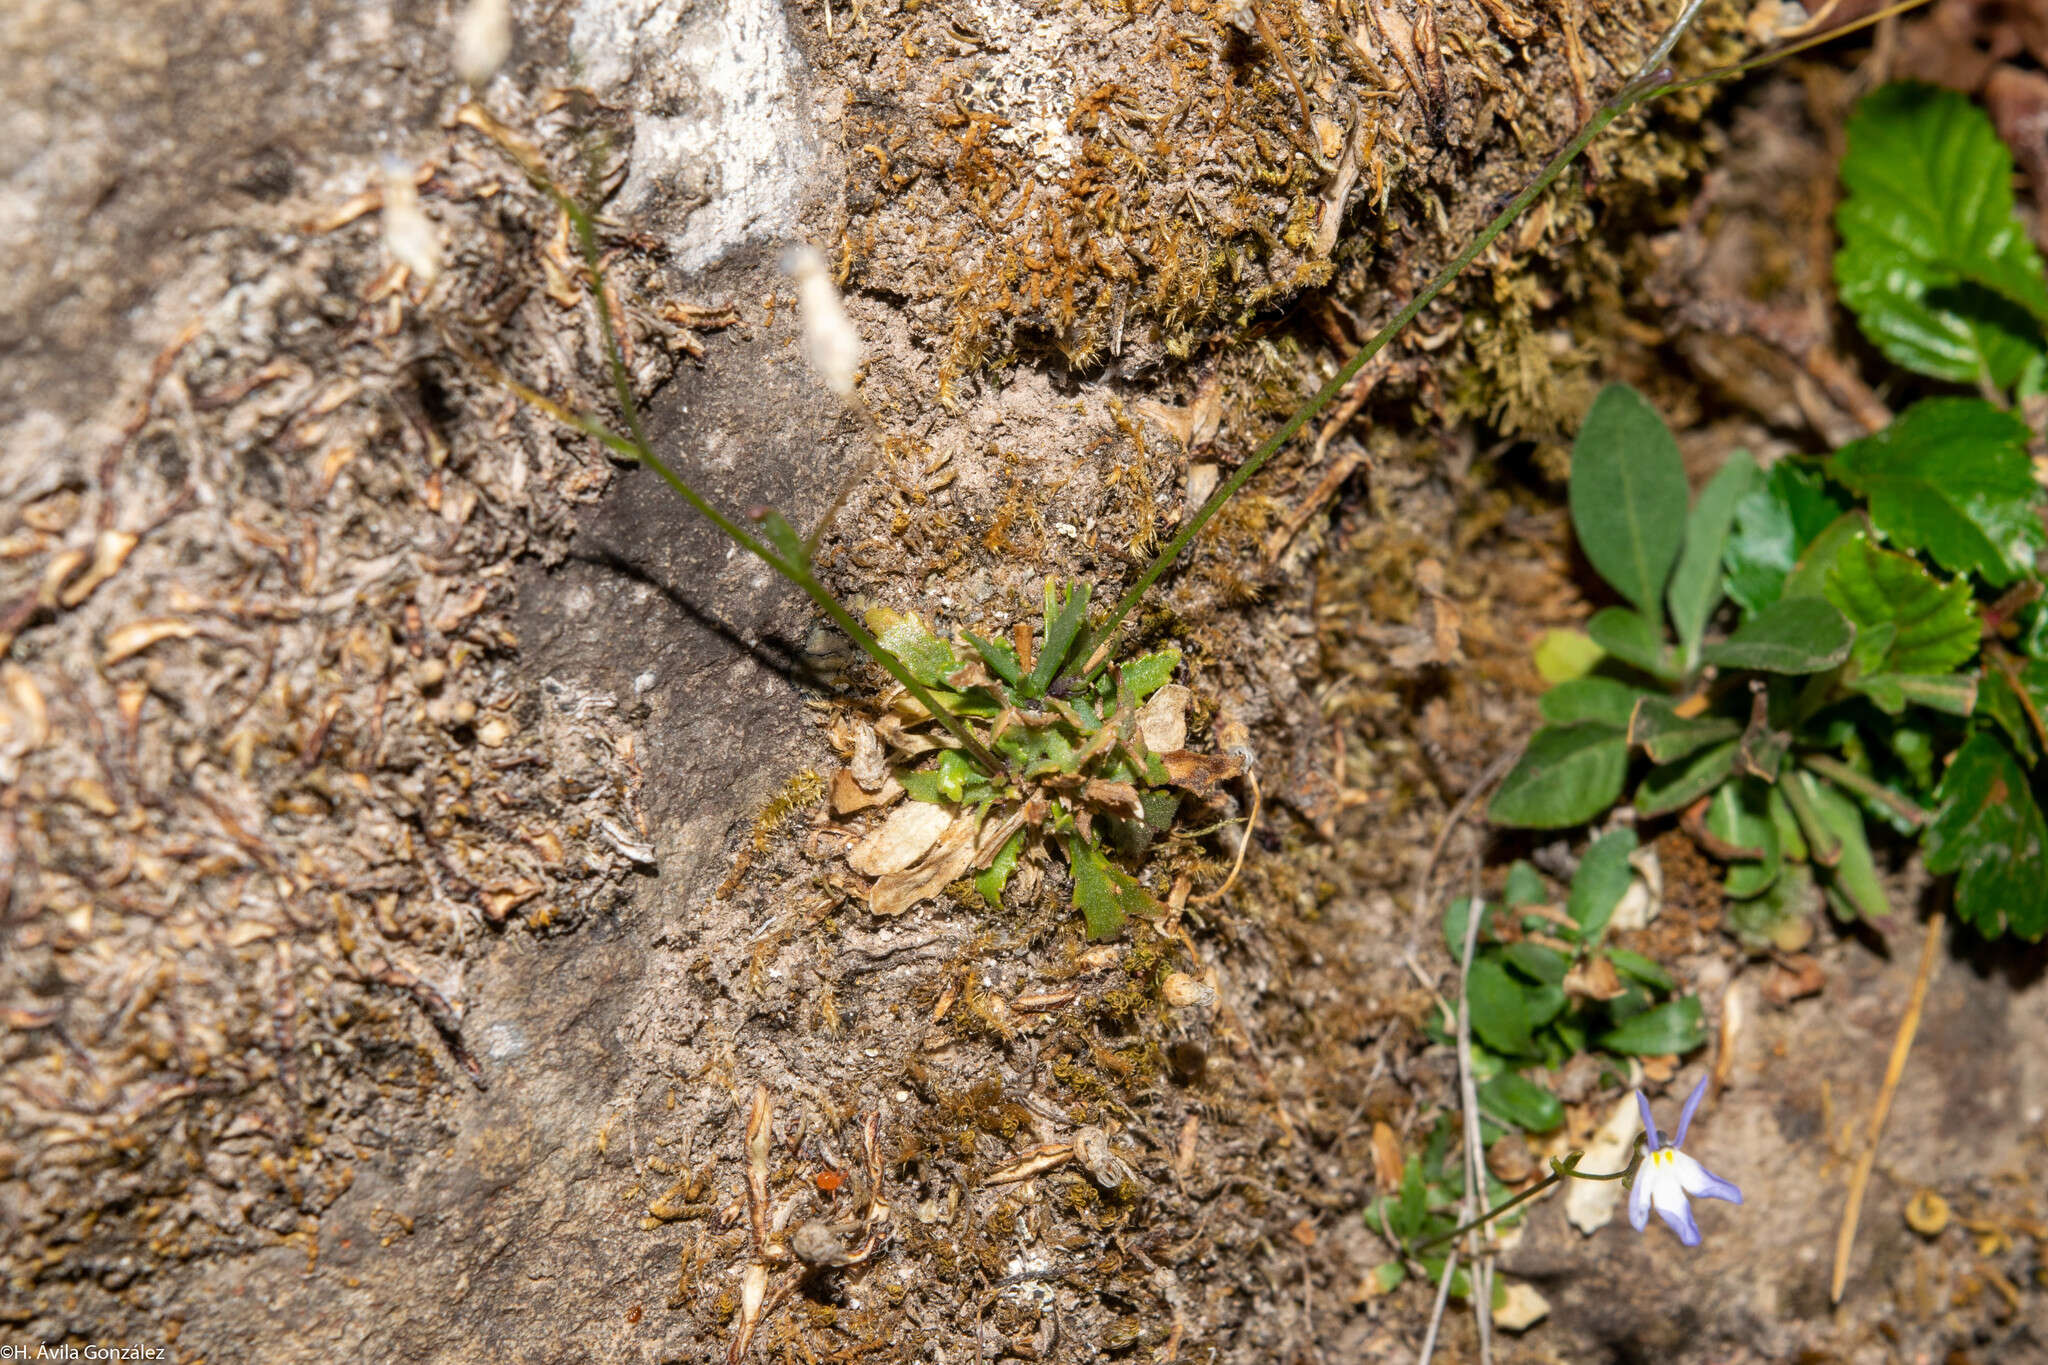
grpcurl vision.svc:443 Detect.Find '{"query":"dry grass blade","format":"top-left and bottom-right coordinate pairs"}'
top-left (1831, 913), bottom-right (1943, 1303)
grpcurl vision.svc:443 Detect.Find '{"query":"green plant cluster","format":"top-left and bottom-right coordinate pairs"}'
top-left (1364, 1111), bottom-right (1517, 1304)
top-left (869, 580), bottom-right (1198, 940)
top-left (1490, 82), bottom-right (2048, 943)
top-left (1437, 835), bottom-right (1706, 1128)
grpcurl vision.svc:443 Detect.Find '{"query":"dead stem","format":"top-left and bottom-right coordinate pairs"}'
top-left (1831, 912), bottom-right (1943, 1303)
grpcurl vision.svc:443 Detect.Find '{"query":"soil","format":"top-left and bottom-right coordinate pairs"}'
top-left (3, 1), bottom-right (2045, 1363)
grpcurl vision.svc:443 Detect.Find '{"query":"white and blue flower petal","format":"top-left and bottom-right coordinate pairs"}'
top-left (1626, 1078), bottom-right (1742, 1248)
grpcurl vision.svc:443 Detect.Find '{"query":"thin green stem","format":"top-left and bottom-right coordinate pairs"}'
top-left (1074, 0), bottom-right (1721, 679)
top-left (1412, 1142), bottom-right (1644, 1254)
top-left (447, 334), bottom-right (1009, 774)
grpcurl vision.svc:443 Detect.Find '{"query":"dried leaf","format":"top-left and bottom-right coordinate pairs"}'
top-left (1563, 954), bottom-right (1626, 1002)
top-left (1160, 749), bottom-right (1245, 798)
top-left (830, 766), bottom-right (902, 815)
top-left (1082, 779), bottom-right (1145, 820)
top-left (1494, 1281), bottom-right (1551, 1332)
top-left (850, 721), bottom-right (890, 790)
top-left (847, 801), bottom-right (952, 877)
top-left (1565, 1093), bottom-right (1640, 1234)
top-left (867, 813), bottom-right (977, 916)
top-left (1136, 683), bottom-right (1191, 754)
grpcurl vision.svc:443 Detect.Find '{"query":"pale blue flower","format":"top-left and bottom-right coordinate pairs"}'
top-left (1629, 1076), bottom-right (1742, 1247)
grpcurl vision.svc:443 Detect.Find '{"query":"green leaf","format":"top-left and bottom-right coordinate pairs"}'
top-left (1604, 947), bottom-right (1675, 994)
top-left (1118, 650), bottom-right (1180, 705)
top-left (1825, 535), bottom-right (1981, 679)
top-left (1627, 696), bottom-right (1743, 764)
top-left (1534, 628), bottom-right (1604, 683)
top-left (1708, 779), bottom-right (1782, 899)
top-left (1767, 781), bottom-right (1808, 860)
top-left (1634, 739), bottom-right (1739, 817)
top-left (1724, 461), bottom-right (1848, 615)
top-left (1701, 596), bottom-right (1855, 674)
top-left (1926, 733), bottom-right (2048, 940)
top-left (1587, 607), bottom-right (1679, 680)
top-left (974, 827), bottom-right (1026, 906)
top-left (1598, 997), bottom-right (1705, 1056)
top-left (1780, 512), bottom-right (1871, 604)
top-left (1541, 676), bottom-right (1651, 728)
top-left (1854, 672), bottom-right (1980, 717)
top-left (1801, 774), bottom-right (1891, 922)
top-left (1826, 399), bottom-right (2042, 586)
top-left (1835, 82), bottom-right (2048, 385)
top-left (1478, 1074), bottom-right (1565, 1133)
top-left (1442, 897), bottom-right (1497, 959)
top-left (867, 608), bottom-right (958, 686)
top-left (1488, 723), bottom-right (1630, 829)
top-left (1394, 1154), bottom-right (1427, 1240)
top-left (964, 631), bottom-right (1025, 688)
top-left (753, 508), bottom-right (811, 570)
top-left (1063, 831), bottom-right (1154, 940)
top-left (1502, 941), bottom-right (1570, 986)
top-left (1467, 957), bottom-right (1537, 1056)
top-left (1027, 580), bottom-right (1093, 696)
top-left (1567, 827), bottom-right (1639, 943)
top-left (1570, 383), bottom-right (1690, 627)
top-left (1671, 451), bottom-right (1759, 667)
top-left (1504, 862), bottom-right (1548, 908)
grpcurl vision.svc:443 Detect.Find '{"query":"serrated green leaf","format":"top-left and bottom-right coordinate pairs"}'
top-left (1467, 957), bottom-right (1537, 1056)
top-left (1701, 596), bottom-right (1856, 674)
top-left (1568, 827), bottom-right (1639, 943)
top-left (867, 607), bottom-right (959, 686)
top-left (1724, 461), bottom-right (1848, 615)
top-left (1827, 399), bottom-right (2042, 586)
top-left (1541, 676), bottom-right (1651, 728)
top-left (1825, 535), bottom-right (1981, 677)
top-left (1780, 512), bottom-right (1872, 604)
top-left (1598, 997), bottom-right (1705, 1056)
top-left (1634, 739), bottom-right (1739, 817)
top-left (1627, 696), bottom-right (1743, 764)
top-left (1980, 657), bottom-right (2048, 763)
top-left (1835, 82), bottom-right (2048, 385)
top-left (1801, 774), bottom-right (1891, 922)
top-left (1119, 650), bottom-right (1180, 705)
top-left (1488, 723), bottom-right (1630, 829)
top-left (1588, 607), bottom-right (1679, 680)
top-left (1063, 831), bottom-right (1152, 940)
top-left (1926, 733), bottom-right (2048, 940)
top-left (1570, 383), bottom-right (1690, 627)
top-left (1478, 1074), bottom-right (1565, 1133)
top-left (1604, 947), bottom-right (1675, 993)
top-left (1671, 451), bottom-right (1758, 667)
top-left (974, 827), bottom-right (1026, 906)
